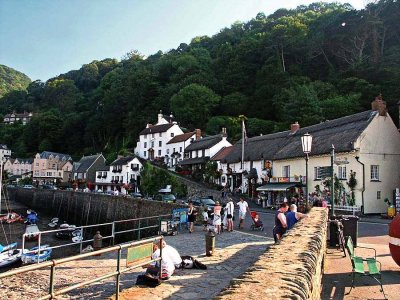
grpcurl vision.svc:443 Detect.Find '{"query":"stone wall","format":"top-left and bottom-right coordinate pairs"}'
top-left (7, 188), bottom-right (184, 227)
top-left (216, 207), bottom-right (328, 300)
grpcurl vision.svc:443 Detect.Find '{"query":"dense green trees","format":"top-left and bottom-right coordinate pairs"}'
top-left (0, 65), bottom-right (31, 98)
top-left (0, 1), bottom-right (399, 159)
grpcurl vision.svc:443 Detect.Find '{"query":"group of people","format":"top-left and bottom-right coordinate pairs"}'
top-left (186, 197), bottom-right (250, 235)
top-left (273, 202), bottom-right (308, 243)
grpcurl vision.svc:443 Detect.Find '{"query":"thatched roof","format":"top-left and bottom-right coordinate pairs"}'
top-left (222, 110), bottom-right (377, 163)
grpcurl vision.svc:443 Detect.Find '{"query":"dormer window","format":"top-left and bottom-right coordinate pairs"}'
top-left (171, 133), bottom-right (174, 137)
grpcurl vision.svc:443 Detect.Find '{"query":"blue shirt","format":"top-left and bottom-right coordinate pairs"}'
top-left (286, 211), bottom-right (298, 230)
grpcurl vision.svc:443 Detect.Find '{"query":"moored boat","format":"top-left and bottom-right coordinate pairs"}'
top-left (21, 245), bottom-right (52, 264)
top-left (0, 248), bottom-right (23, 268)
top-left (0, 212), bottom-right (23, 224)
top-left (25, 224), bottom-right (40, 240)
top-left (0, 242), bottom-right (17, 253)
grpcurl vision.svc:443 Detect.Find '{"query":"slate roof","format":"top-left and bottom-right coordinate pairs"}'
top-left (184, 135), bottom-right (223, 152)
top-left (96, 165), bottom-right (110, 172)
top-left (40, 151), bottom-right (71, 161)
top-left (167, 132), bottom-right (195, 144)
top-left (139, 124), bottom-right (174, 135)
top-left (110, 156), bottom-right (136, 166)
top-left (75, 154), bottom-right (104, 173)
top-left (222, 110), bottom-right (378, 163)
top-left (15, 158), bottom-right (34, 164)
top-left (179, 157), bottom-right (210, 165)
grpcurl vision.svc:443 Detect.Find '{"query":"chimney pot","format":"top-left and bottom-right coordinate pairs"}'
top-left (195, 129), bottom-right (202, 140)
top-left (290, 122), bottom-right (300, 134)
top-left (371, 94), bottom-right (387, 116)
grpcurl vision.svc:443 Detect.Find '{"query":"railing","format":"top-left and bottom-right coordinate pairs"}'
top-left (327, 204), bottom-right (361, 216)
top-left (0, 236), bottom-right (164, 300)
top-left (22, 214), bottom-right (172, 262)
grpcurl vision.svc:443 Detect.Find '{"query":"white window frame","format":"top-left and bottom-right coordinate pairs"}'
top-left (371, 165), bottom-right (379, 181)
top-left (338, 166), bottom-right (346, 180)
top-left (314, 167), bottom-right (321, 180)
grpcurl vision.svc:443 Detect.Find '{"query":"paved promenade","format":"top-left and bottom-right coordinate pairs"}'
top-left (113, 229), bottom-right (273, 300)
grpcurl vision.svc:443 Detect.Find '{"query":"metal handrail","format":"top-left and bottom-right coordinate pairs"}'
top-left (21, 214), bottom-right (172, 258)
top-left (0, 236), bottom-right (164, 300)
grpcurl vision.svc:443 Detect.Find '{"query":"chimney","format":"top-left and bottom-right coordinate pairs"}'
top-left (195, 129), bottom-right (202, 140)
top-left (371, 94), bottom-right (387, 116)
top-left (290, 122), bottom-right (300, 134)
top-left (157, 110), bottom-right (163, 124)
top-left (146, 123), bottom-right (153, 128)
top-left (221, 127), bottom-right (228, 137)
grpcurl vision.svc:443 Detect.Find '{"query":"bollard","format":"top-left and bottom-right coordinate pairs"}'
top-left (205, 230), bottom-right (216, 256)
top-left (93, 231), bottom-right (103, 256)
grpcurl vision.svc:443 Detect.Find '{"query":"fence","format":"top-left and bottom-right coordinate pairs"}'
top-left (22, 214), bottom-right (172, 263)
top-left (0, 236), bottom-right (163, 299)
top-left (327, 204), bottom-right (361, 216)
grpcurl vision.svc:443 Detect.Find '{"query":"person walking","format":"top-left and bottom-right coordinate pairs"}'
top-left (286, 204), bottom-right (308, 230)
top-left (213, 201), bottom-right (222, 234)
top-left (226, 198), bottom-right (235, 232)
top-left (237, 197), bottom-right (249, 229)
top-left (273, 202), bottom-right (289, 243)
top-left (187, 201), bottom-right (196, 233)
top-left (202, 207), bottom-right (209, 231)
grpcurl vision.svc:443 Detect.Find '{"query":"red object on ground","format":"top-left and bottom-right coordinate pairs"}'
top-left (389, 214), bottom-right (400, 267)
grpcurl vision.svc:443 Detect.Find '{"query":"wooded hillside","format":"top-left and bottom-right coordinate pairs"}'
top-left (0, 1), bottom-right (399, 160)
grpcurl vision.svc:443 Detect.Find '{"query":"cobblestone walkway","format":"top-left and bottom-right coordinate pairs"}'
top-left (1, 229), bottom-right (272, 300)
top-left (114, 230), bottom-right (273, 300)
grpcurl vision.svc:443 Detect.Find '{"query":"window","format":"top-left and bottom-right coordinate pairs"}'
top-left (173, 148), bottom-right (175, 153)
top-left (167, 149), bottom-right (170, 154)
top-left (314, 167), bottom-right (321, 180)
top-left (282, 165), bottom-right (290, 178)
top-left (158, 150), bottom-right (162, 156)
top-left (151, 141), bottom-right (154, 148)
top-left (112, 176), bottom-right (114, 181)
top-left (144, 151), bottom-right (147, 157)
top-left (144, 142), bottom-right (147, 148)
top-left (180, 147), bottom-right (182, 152)
top-left (371, 165), bottom-right (379, 181)
top-left (338, 166), bottom-right (347, 180)
top-left (159, 141), bottom-right (162, 147)
top-left (221, 176), bottom-right (226, 183)
top-left (377, 191), bottom-right (381, 200)
top-left (171, 133), bottom-right (174, 137)
top-left (191, 138), bottom-right (194, 142)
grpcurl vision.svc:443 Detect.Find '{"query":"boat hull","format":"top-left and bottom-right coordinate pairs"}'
top-left (0, 249), bottom-right (23, 268)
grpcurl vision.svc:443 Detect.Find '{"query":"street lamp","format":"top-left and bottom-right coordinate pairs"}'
top-left (301, 133), bottom-right (313, 211)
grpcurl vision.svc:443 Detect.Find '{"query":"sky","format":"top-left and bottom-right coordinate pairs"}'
top-left (0, 0), bottom-right (365, 81)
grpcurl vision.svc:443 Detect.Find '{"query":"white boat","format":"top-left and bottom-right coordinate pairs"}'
top-left (25, 224), bottom-right (40, 240)
top-left (59, 223), bottom-right (76, 230)
top-left (48, 222), bottom-right (57, 228)
top-left (50, 217), bottom-right (59, 223)
top-left (21, 245), bottom-right (52, 264)
top-left (0, 242), bottom-right (17, 253)
top-left (0, 248), bottom-right (23, 268)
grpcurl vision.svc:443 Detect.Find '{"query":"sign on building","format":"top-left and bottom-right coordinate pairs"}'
top-left (319, 166), bottom-right (333, 179)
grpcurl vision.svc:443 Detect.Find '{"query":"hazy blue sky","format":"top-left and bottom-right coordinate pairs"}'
top-left (0, 0), bottom-right (364, 81)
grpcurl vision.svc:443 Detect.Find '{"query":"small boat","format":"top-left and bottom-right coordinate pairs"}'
top-left (55, 230), bottom-right (72, 240)
top-left (71, 229), bottom-right (82, 237)
top-left (25, 224), bottom-right (40, 240)
top-left (0, 212), bottom-right (23, 224)
top-left (21, 245), bottom-right (52, 264)
top-left (51, 217), bottom-right (59, 223)
top-left (59, 223), bottom-right (76, 230)
top-left (0, 248), bottom-right (23, 268)
top-left (0, 242), bottom-right (17, 253)
top-left (48, 222), bottom-right (57, 228)
top-left (72, 236), bottom-right (83, 243)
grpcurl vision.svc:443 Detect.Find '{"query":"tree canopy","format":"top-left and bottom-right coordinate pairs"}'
top-left (0, 1), bottom-right (399, 159)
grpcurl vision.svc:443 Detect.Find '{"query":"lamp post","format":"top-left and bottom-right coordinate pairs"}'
top-left (301, 133), bottom-right (313, 211)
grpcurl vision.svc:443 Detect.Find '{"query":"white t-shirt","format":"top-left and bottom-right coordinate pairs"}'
top-left (151, 248), bottom-right (176, 277)
top-left (227, 201), bottom-right (234, 215)
top-left (237, 201), bottom-right (248, 214)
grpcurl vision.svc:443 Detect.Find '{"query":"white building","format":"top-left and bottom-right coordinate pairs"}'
top-left (95, 156), bottom-right (143, 194)
top-left (216, 97), bottom-right (400, 214)
top-left (165, 130), bottom-right (201, 168)
top-left (135, 111), bottom-right (184, 161)
top-left (4, 158), bottom-right (33, 176)
top-left (0, 144), bottom-right (11, 163)
top-left (179, 129), bottom-right (232, 171)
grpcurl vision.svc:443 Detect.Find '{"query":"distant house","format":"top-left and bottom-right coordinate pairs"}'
top-left (214, 96), bottom-right (400, 214)
top-left (32, 151), bottom-right (72, 184)
top-left (5, 158), bottom-right (34, 176)
top-left (95, 156), bottom-right (143, 194)
top-left (0, 144), bottom-right (11, 162)
top-left (135, 111), bottom-right (185, 161)
top-left (73, 154), bottom-right (106, 187)
top-left (165, 130), bottom-right (200, 168)
top-left (179, 128), bottom-right (232, 171)
top-left (3, 112), bottom-right (33, 125)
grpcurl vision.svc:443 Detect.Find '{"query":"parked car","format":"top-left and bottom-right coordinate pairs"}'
top-left (191, 198), bottom-right (216, 216)
top-left (22, 184), bottom-right (35, 189)
top-left (40, 184), bottom-right (57, 190)
top-left (129, 192), bottom-right (143, 199)
top-left (155, 194), bottom-right (176, 203)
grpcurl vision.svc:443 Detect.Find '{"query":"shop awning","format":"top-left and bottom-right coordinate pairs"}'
top-left (256, 183), bottom-right (296, 192)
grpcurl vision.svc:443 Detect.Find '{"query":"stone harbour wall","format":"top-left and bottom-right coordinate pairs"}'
top-left (216, 207), bottom-right (328, 300)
